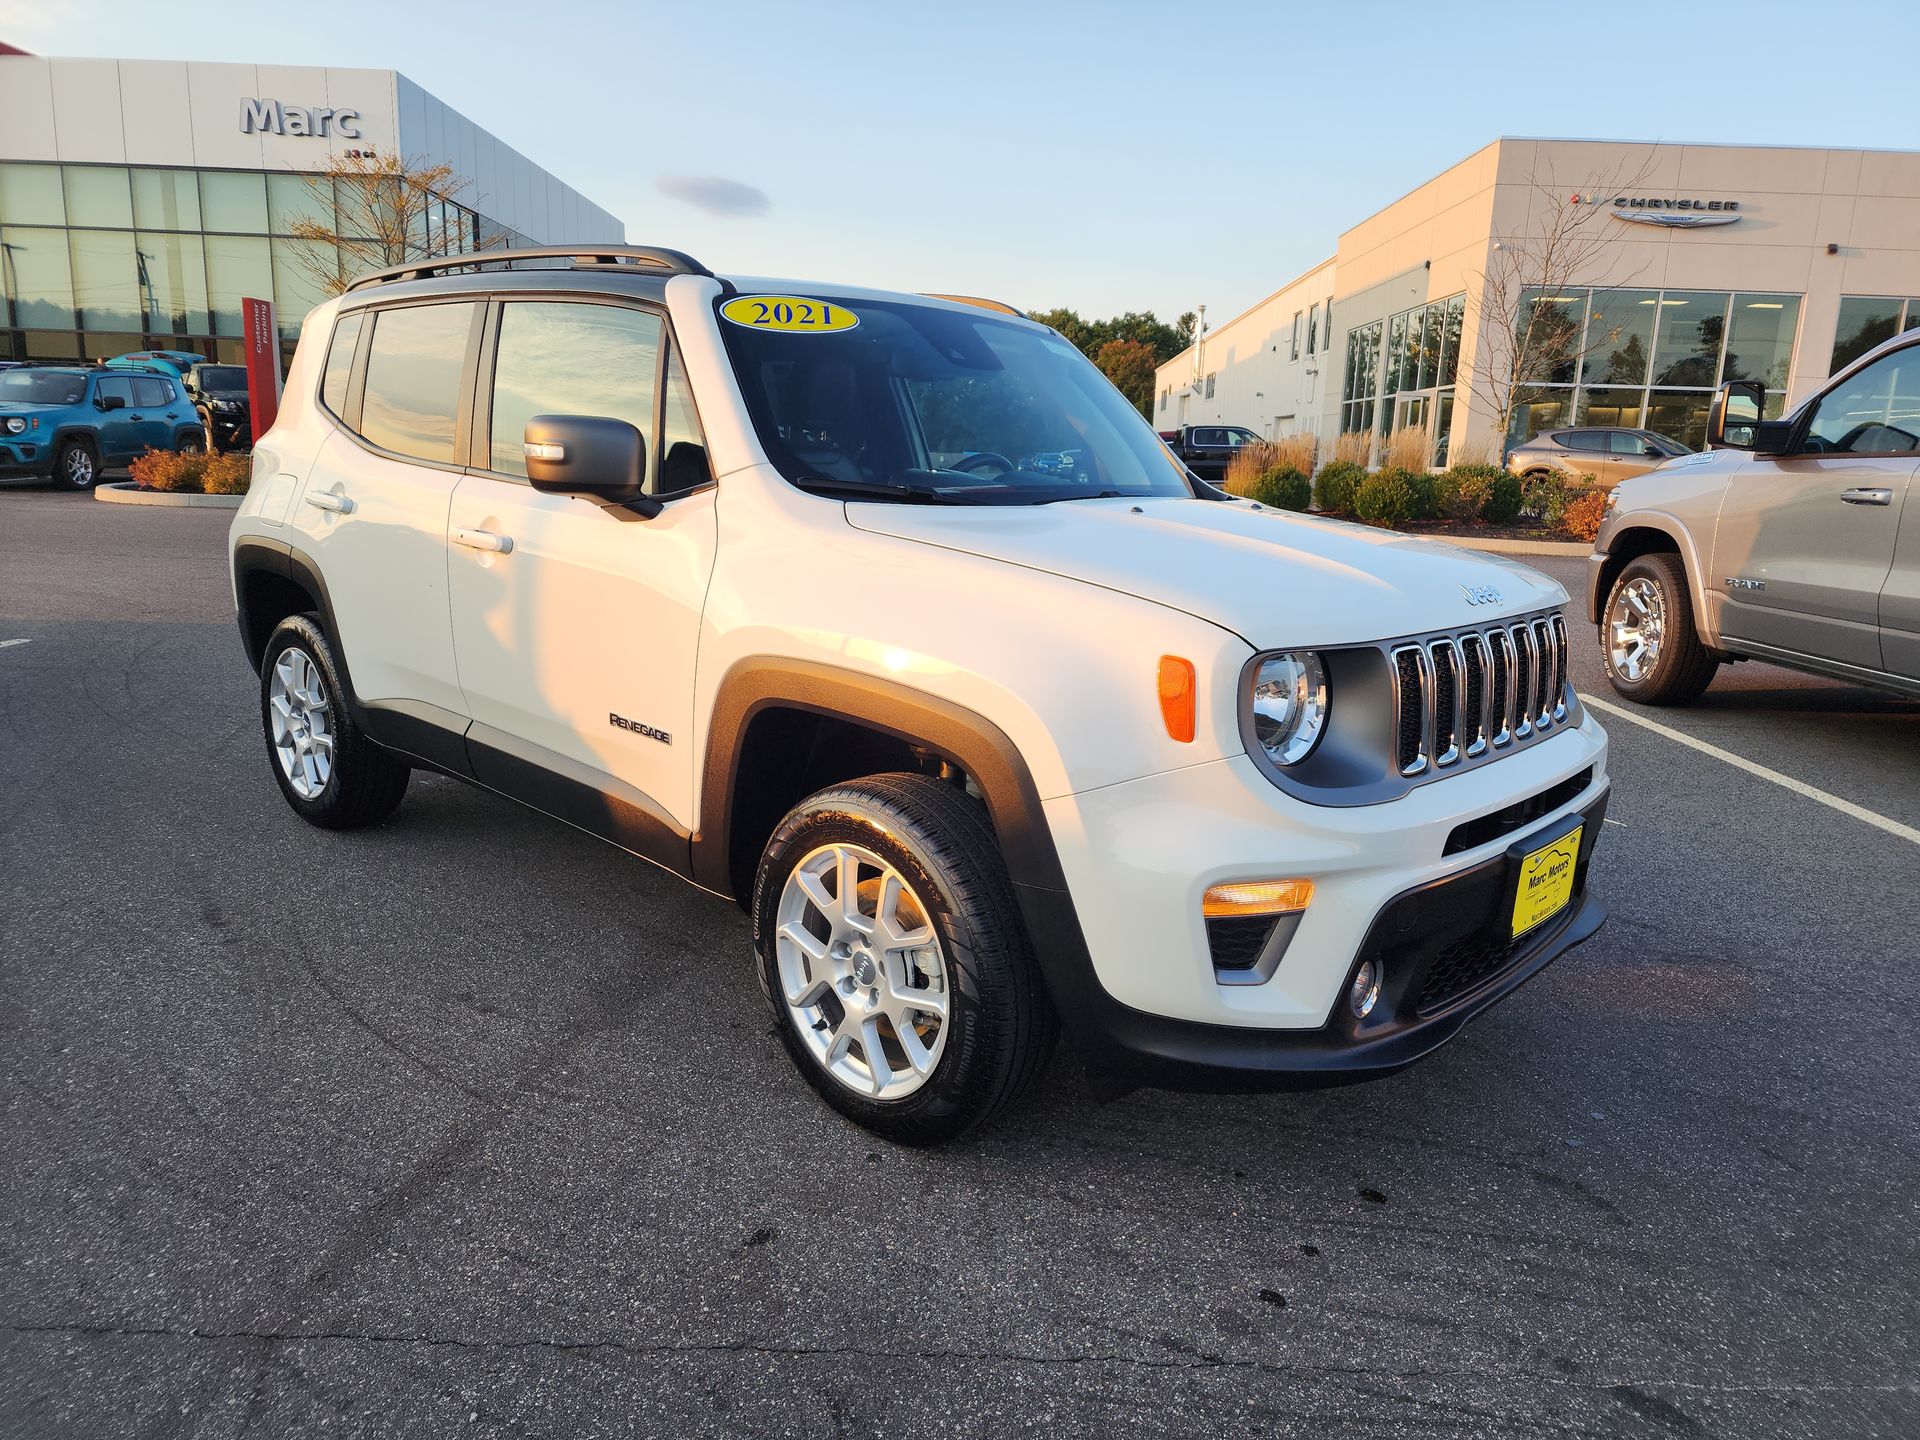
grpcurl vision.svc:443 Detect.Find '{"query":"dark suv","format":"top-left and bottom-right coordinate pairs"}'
top-left (0, 366), bottom-right (205, 489)
top-left (181, 363), bottom-right (252, 452)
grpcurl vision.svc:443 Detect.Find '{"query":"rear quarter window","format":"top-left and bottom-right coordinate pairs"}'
top-left (320, 311), bottom-right (363, 419)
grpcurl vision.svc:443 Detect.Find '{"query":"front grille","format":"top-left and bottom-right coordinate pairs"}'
top-left (1390, 610), bottom-right (1573, 778)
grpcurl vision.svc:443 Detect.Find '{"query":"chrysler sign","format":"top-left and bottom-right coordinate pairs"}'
top-left (239, 98), bottom-right (362, 139)
top-left (1573, 192), bottom-right (1743, 229)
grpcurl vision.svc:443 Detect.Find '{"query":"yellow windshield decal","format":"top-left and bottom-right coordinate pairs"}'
top-left (720, 295), bottom-right (859, 333)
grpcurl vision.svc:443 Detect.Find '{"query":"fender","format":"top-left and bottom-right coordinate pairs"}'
top-left (694, 657), bottom-right (1129, 1067)
top-left (1589, 511), bottom-right (1715, 636)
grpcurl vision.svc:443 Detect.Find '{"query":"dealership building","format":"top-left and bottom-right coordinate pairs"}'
top-left (0, 53), bottom-right (623, 369)
top-left (1155, 138), bottom-right (1920, 461)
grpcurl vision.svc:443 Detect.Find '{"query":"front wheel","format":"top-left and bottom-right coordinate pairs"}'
top-left (53, 439), bottom-right (98, 490)
top-left (752, 772), bottom-right (1056, 1145)
top-left (259, 614), bottom-right (411, 827)
top-left (1601, 552), bottom-right (1718, 705)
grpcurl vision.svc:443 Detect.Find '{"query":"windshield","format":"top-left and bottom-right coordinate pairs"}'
top-left (199, 366), bottom-right (246, 390)
top-left (719, 295), bottom-right (1192, 504)
top-left (0, 369), bottom-right (85, 406)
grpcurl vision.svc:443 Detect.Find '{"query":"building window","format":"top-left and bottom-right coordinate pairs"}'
top-left (1290, 311), bottom-right (1301, 361)
top-left (1832, 296), bottom-right (1920, 374)
top-left (1367, 292), bottom-right (1466, 463)
top-left (1204, 372), bottom-right (1215, 400)
top-left (1306, 304), bottom-right (1319, 356)
top-left (1506, 286), bottom-right (1801, 451)
top-left (1339, 319), bottom-right (1382, 436)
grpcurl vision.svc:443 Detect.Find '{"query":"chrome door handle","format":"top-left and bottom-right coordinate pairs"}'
top-left (452, 526), bottom-right (513, 554)
top-left (1840, 487), bottom-right (1893, 506)
top-left (305, 491), bottom-right (354, 514)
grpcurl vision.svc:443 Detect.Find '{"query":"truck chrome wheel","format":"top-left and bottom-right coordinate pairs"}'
top-left (268, 646), bottom-right (334, 799)
top-left (1608, 575), bottom-right (1666, 682)
top-left (774, 841), bottom-right (950, 1101)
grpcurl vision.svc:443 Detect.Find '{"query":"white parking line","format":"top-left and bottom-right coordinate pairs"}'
top-left (0, 638), bottom-right (30, 651)
top-left (1580, 690), bottom-right (1920, 848)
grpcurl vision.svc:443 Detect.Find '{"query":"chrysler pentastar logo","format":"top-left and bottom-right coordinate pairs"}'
top-left (1461, 584), bottom-right (1503, 607)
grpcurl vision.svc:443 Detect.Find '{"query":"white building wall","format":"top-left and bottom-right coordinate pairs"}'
top-left (0, 57), bottom-right (620, 245)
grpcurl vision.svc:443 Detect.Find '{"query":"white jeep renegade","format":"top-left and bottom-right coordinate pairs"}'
top-left (228, 246), bottom-right (1611, 1144)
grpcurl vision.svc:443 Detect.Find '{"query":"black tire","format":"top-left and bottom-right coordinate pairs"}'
top-left (1600, 551), bottom-right (1718, 705)
top-left (52, 438), bottom-right (99, 490)
top-left (178, 429), bottom-right (206, 454)
top-left (259, 614), bottom-right (411, 828)
top-left (752, 772), bottom-right (1057, 1145)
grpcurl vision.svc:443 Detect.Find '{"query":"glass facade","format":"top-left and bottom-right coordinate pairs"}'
top-left (1831, 295), bottom-right (1920, 374)
top-left (0, 161), bottom-right (519, 370)
top-left (1507, 287), bottom-right (1801, 451)
top-left (1339, 293), bottom-right (1465, 463)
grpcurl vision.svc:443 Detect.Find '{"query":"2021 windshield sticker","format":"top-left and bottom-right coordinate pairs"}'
top-left (720, 295), bottom-right (860, 333)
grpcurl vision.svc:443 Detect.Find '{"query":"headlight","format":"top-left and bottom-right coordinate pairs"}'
top-left (4, 417), bottom-right (23, 434)
top-left (1249, 650), bottom-right (1328, 766)
top-left (215, 399), bottom-right (239, 411)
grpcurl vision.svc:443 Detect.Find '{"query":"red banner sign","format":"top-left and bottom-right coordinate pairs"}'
top-left (241, 296), bottom-right (283, 443)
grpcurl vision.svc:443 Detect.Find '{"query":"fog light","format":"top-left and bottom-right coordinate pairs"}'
top-left (1349, 959), bottom-right (1381, 1019)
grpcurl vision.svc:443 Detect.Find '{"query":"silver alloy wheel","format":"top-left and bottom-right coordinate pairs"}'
top-left (774, 841), bottom-right (950, 1101)
top-left (268, 646), bottom-right (335, 799)
top-left (63, 445), bottom-right (95, 487)
top-left (1608, 575), bottom-right (1667, 682)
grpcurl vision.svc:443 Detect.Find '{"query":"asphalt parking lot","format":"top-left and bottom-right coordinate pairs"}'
top-left (2, 488), bottom-right (1916, 1439)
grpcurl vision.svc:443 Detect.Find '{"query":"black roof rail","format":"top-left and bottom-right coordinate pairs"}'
top-left (344, 245), bottom-right (715, 293)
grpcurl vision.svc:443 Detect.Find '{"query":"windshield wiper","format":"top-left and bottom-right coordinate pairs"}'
top-left (792, 473), bottom-right (981, 505)
top-left (1028, 489), bottom-right (1128, 505)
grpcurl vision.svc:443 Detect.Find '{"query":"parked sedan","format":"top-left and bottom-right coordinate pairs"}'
top-left (1507, 427), bottom-right (1691, 488)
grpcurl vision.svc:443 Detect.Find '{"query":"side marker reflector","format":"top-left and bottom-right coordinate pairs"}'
top-left (1158, 655), bottom-right (1196, 743)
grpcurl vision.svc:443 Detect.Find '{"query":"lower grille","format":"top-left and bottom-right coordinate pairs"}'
top-left (1206, 915), bottom-right (1276, 973)
top-left (1417, 933), bottom-right (1522, 1014)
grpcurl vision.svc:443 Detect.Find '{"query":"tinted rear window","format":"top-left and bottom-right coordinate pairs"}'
top-left (133, 377), bottom-right (174, 407)
top-left (358, 303), bottom-right (474, 463)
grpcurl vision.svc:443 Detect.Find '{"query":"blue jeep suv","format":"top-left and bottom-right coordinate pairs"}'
top-left (0, 366), bottom-right (205, 490)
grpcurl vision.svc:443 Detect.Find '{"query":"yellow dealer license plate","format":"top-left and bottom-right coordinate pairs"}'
top-left (1512, 826), bottom-right (1582, 939)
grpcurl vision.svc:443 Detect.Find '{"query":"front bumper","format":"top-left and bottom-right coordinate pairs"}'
top-left (1027, 787), bottom-right (1608, 1093)
top-left (0, 439), bottom-right (52, 478)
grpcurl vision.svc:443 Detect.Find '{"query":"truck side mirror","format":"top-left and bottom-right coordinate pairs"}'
top-left (1707, 380), bottom-right (1764, 449)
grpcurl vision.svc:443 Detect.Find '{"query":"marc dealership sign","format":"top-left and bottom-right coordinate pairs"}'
top-left (239, 97), bottom-right (363, 139)
top-left (1573, 192), bottom-right (1743, 229)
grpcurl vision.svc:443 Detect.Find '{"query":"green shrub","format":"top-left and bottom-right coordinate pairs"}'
top-left (1434, 467), bottom-right (1493, 523)
top-left (1315, 459), bottom-right (1366, 514)
top-left (1245, 465), bottom-right (1312, 512)
top-left (1483, 472), bottom-right (1524, 524)
top-left (1400, 468), bottom-right (1439, 521)
top-left (1519, 470), bottom-right (1573, 527)
top-left (1353, 469), bottom-right (1419, 528)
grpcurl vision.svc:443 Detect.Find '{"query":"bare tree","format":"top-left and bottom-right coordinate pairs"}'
top-left (1468, 156), bottom-right (1658, 447)
top-left (280, 150), bottom-right (501, 297)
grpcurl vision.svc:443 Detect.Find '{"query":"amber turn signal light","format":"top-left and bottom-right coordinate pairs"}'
top-left (1202, 878), bottom-right (1315, 918)
top-left (1157, 655), bottom-right (1196, 742)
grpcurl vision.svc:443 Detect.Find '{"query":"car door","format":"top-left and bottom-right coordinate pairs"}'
top-left (446, 296), bottom-right (718, 834)
top-left (1879, 468), bottom-right (1920, 681)
top-left (90, 375), bottom-right (140, 463)
top-left (291, 300), bottom-right (477, 720)
top-left (130, 375), bottom-right (184, 451)
top-left (1711, 342), bottom-right (1919, 672)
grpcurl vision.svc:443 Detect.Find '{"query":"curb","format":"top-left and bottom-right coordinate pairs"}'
top-left (1426, 535), bottom-right (1590, 557)
top-left (94, 481), bottom-right (243, 509)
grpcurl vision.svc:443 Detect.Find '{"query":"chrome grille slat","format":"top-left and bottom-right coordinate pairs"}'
top-left (1384, 608), bottom-right (1575, 784)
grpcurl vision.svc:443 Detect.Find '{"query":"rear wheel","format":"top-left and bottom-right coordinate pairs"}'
top-left (53, 439), bottom-right (98, 490)
top-left (259, 614), bottom-right (411, 828)
top-left (1602, 552), bottom-right (1718, 704)
top-left (753, 772), bottom-right (1056, 1145)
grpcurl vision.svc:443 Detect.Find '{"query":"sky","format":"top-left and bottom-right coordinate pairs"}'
top-left (8, 0), bottom-right (1920, 325)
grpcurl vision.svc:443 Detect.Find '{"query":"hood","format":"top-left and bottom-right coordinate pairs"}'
top-left (845, 496), bottom-right (1567, 647)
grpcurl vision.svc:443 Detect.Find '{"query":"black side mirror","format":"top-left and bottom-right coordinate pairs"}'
top-left (1707, 379), bottom-right (1764, 449)
top-left (97, 393), bottom-right (125, 412)
top-left (1642, 443), bottom-right (1662, 457)
top-left (523, 414), bottom-right (659, 518)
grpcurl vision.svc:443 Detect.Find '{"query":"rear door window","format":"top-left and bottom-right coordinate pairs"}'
top-left (133, 377), bottom-right (174, 408)
top-left (358, 302), bottom-right (477, 463)
top-left (1561, 431), bottom-right (1605, 451)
